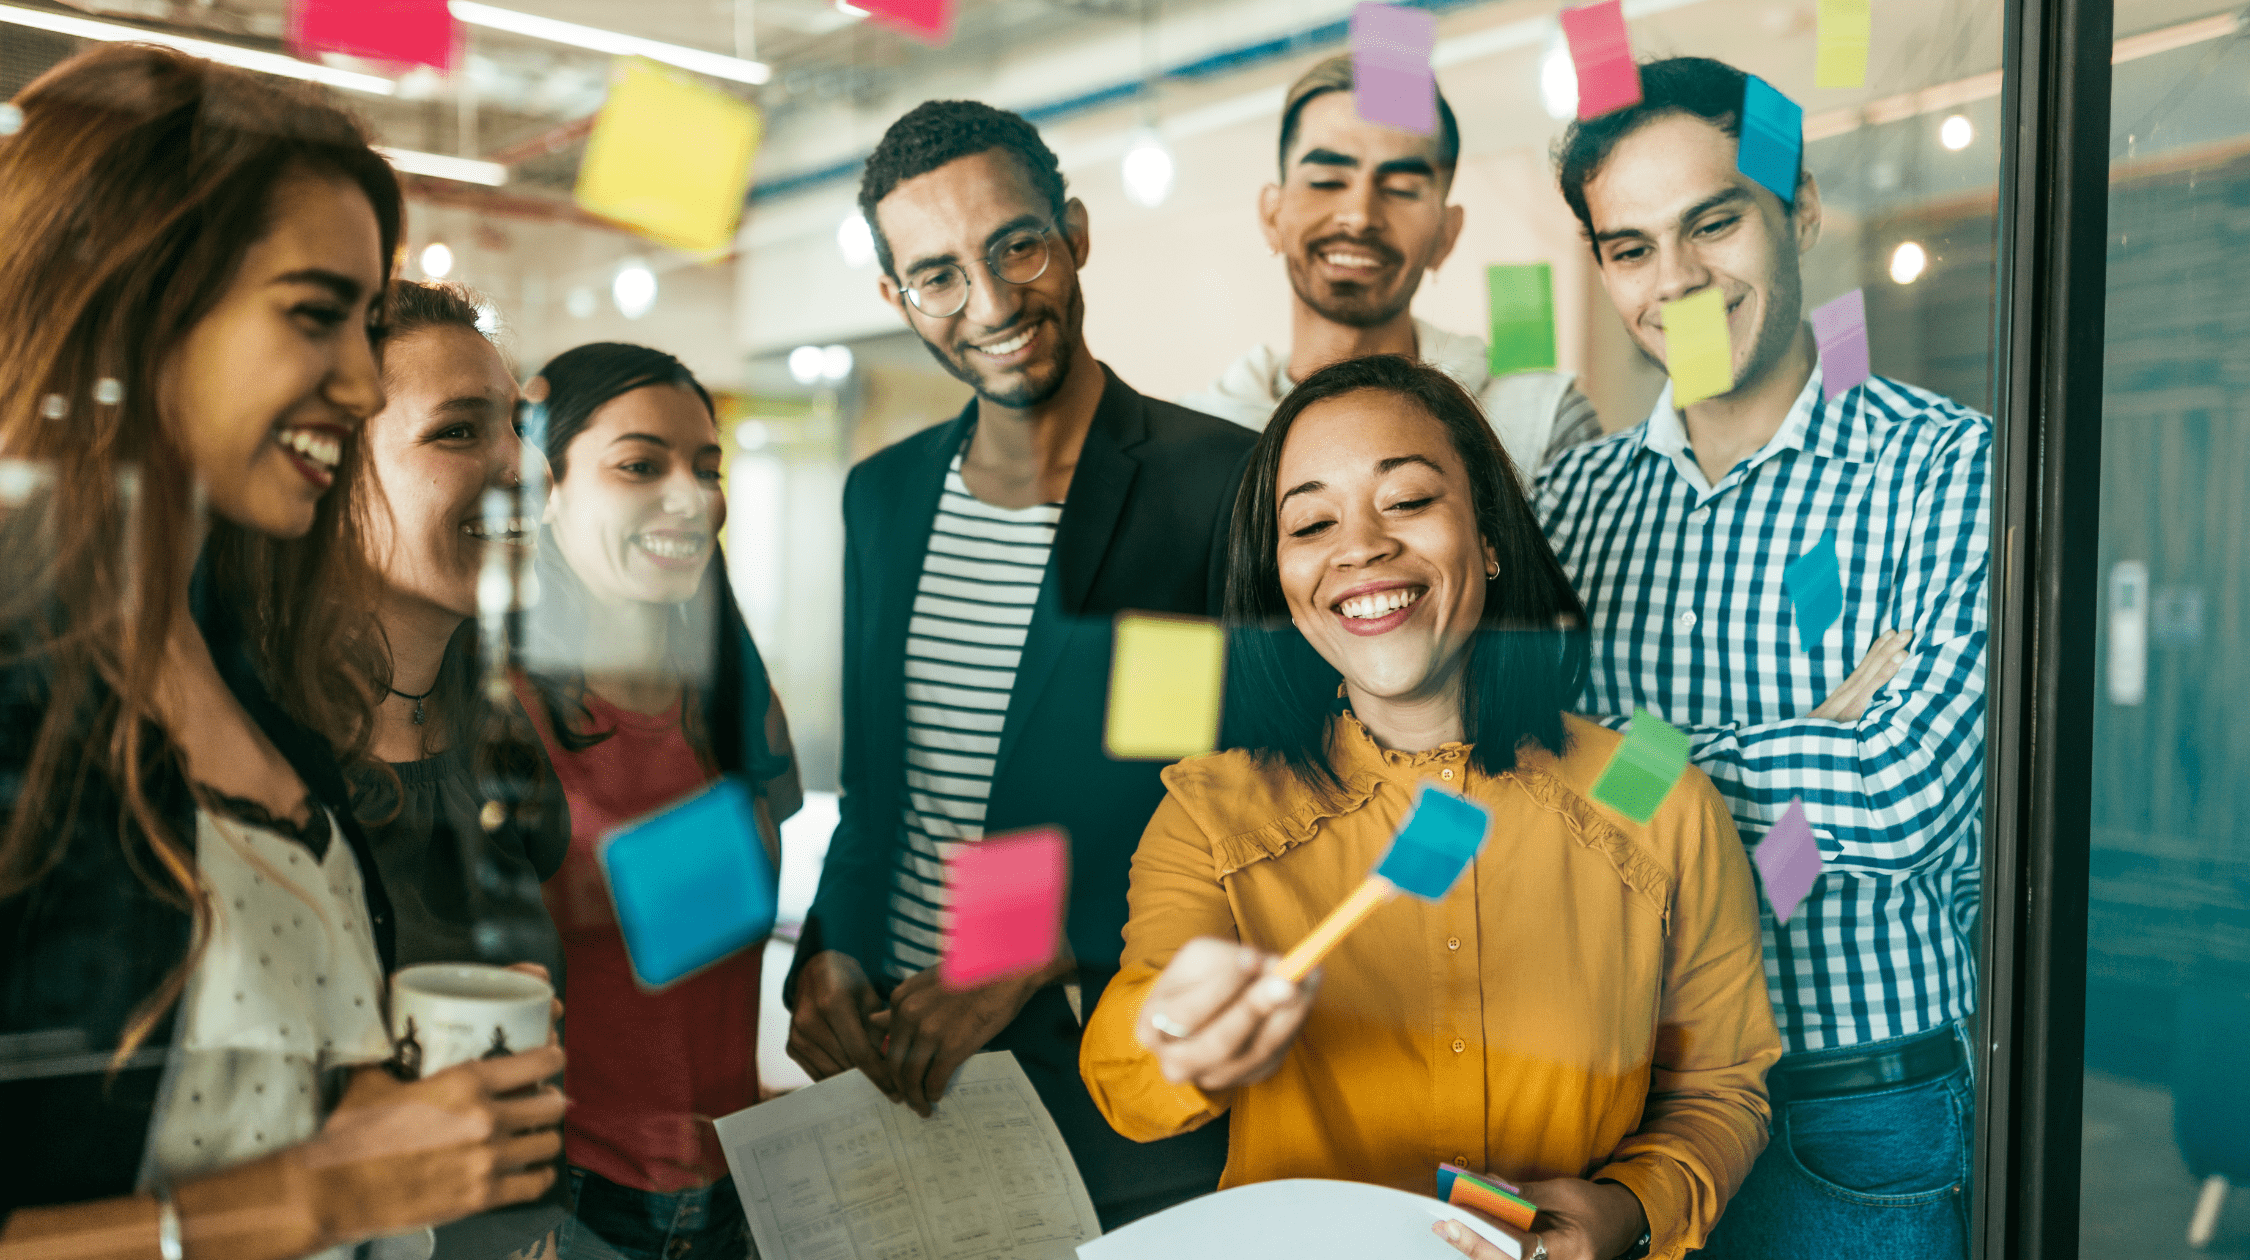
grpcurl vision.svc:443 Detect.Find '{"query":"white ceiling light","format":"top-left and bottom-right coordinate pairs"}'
top-left (837, 212), bottom-right (876, 269)
top-left (448, 1), bottom-right (770, 85)
top-left (1538, 36), bottom-right (1578, 122)
top-left (613, 261), bottom-right (657, 319)
top-left (0, 1), bottom-right (395, 95)
top-left (377, 146), bottom-right (509, 187)
top-left (565, 287), bottom-right (597, 319)
top-left (1120, 131), bottom-right (1174, 209)
top-left (420, 242), bottom-right (455, 279)
top-left (1938, 114), bottom-right (1974, 151)
top-left (786, 345), bottom-right (824, 385)
top-left (820, 344), bottom-right (854, 381)
top-left (1889, 241), bottom-right (1929, 285)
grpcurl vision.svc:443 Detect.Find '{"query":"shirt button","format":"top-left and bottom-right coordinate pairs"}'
top-left (1689, 507), bottom-right (1709, 524)
top-left (1447, 937), bottom-right (1461, 951)
top-left (1452, 1039), bottom-right (1466, 1054)
top-left (1440, 768), bottom-right (1455, 781)
top-left (1676, 610), bottom-right (1698, 631)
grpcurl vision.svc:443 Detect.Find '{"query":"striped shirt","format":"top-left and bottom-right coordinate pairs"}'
top-left (1538, 367), bottom-right (1991, 1053)
top-left (885, 451), bottom-right (1062, 981)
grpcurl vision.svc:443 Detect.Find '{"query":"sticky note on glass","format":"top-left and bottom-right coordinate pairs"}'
top-left (860, 0), bottom-right (955, 44)
top-left (1810, 288), bottom-right (1872, 396)
top-left (1378, 784), bottom-right (1491, 899)
top-left (1487, 263), bottom-right (1557, 376)
top-left (288, 0), bottom-right (455, 71)
top-left (1756, 798), bottom-right (1824, 924)
top-left (1436, 1166), bottom-right (1538, 1232)
top-left (1784, 530), bottom-right (1845, 651)
top-left (597, 778), bottom-right (776, 989)
top-left (1350, 3), bottom-right (1438, 136)
top-left (1738, 75), bottom-right (1804, 204)
top-left (940, 829), bottom-right (1067, 988)
top-left (1815, 0), bottom-right (1872, 88)
top-left (1592, 709), bottom-right (1690, 824)
top-left (575, 58), bottom-right (762, 255)
top-left (1560, 0), bottom-right (1642, 121)
top-left (1662, 288), bottom-right (1733, 406)
top-left (1105, 613), bottom-right (1226, 760)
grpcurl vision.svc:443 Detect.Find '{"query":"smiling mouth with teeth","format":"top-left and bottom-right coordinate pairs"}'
top-left (634, 532), bottom-right (707, 560)
top-left (462, 516), bottom-right (534, 543)
top-left (1336, 586), bottom-right (1425, 620)
top-left (970, 325), bottom-right (1038, 359)
top-left (277, 425), bottom-right (342, 472)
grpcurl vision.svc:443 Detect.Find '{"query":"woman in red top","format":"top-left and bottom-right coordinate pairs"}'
top-left (517, 342), bottom-right (799, 1260)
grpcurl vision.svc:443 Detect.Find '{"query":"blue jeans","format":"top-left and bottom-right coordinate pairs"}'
top-left (1696, 1028), bottom-right (1973, 1258)
top-left (556, 1167), bottom-right (754, 1260)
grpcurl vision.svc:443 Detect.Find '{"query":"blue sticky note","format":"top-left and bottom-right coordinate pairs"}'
top-left (1738, 75), bottom-right (1803, 204)
top-left (597, 777), bottom-right (777, 989)
top-left (1784, 530), bottom-right (1845, 652)
top-left (1375, 783), bottom-right (1490, 900)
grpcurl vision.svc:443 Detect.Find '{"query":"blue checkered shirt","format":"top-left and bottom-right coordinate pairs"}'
top-left (1538, 367), bottom-right (1991, 1053)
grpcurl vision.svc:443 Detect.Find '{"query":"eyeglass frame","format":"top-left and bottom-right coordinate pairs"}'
top-left (897, 222), bottom-right (1059, 320)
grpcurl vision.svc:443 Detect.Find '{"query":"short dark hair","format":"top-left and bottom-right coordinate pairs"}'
top-left (1277, 53), bottom-right (1460, 179)
top-left (1553, 56), bottom-right (1804, 248)
top-left (1221, 355), bottom-right (1588, 796)
top-left (857, 100), bottom-right (1068, 278)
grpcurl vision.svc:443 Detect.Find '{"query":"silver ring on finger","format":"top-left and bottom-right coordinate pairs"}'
top-left (1526, 1239), bottom-right (1548, 1260)
top-left (1149, 1012), bottom-right (1191, 1039)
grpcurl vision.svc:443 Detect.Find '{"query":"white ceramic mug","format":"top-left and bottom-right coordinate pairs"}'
top-left (389, 963), bottom-right (552, 1079)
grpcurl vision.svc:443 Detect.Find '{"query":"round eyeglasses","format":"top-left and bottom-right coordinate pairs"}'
top-left (901, 225), bottom-right (1055, 319)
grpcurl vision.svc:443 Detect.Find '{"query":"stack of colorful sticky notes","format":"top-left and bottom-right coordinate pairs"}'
top-left (1559, 0), bottom-right (1642, 120)
top-left (1591, 709), bottom-right (1691, 824)
top-left (1662, 287), bottom-right (1734, 406)
top-left (1349, 2), bottom-right (1439, 136)
top-left (597, 777), bottom-right (777, 989)
top-left (1105, 612), bottom-right (1227, 761)
top-left (575, 58), bottom-right (763, 255)
top-left (1487, 263), bottom-right (1558, 377)
top-left (288, 0), bottom-right (455, 71)
top-left (940, 828), bottom-right (1068, 988)
top-left (1436, 1165), bottom-right (1539, 1232)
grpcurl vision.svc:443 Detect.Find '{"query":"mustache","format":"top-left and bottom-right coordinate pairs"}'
top-left (1304, 233), bottom-right (1404, 267)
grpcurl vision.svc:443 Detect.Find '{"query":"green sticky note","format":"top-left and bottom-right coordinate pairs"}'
top-left (1104, 613), bottom-right (1226, 760)
top-left (1591, 709), bottom-right (1691, 824)
top-left (1487, 263), bottom-right (1557, 376)
top-left (1663, 288), bottom-right (1734, 406)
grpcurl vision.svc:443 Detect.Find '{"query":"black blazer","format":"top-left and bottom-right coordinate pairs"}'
top-left (0, 569), bottom-right (396, 1229)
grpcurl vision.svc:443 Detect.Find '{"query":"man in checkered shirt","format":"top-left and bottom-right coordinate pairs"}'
top-left (1537, 57), bottom-right (1990, 1260)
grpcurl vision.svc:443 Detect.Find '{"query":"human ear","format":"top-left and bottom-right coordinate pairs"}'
top-left (1064, 197), bottom-right (1092, 269)
top-left (1793, 171), bottom-right (1824, 256)
top-left (1257, 183), bottom-right (1284, 255)
top-left (878, 273), bottom-right (909, 323)
top-left (1428, 200), bottom-right (1466, 273)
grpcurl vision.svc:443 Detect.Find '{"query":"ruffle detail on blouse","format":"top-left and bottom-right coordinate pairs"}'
top-left (1207, 770), bottom-right (1385, 881)
top-left (1503, 765), bottom-right (1674, 931)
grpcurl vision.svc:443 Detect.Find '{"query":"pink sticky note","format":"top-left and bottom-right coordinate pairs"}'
top-left (288, 0), bottom-right (455, 72)
top-left (940, 829), bottom-right (1068, 988)
top-left (1350, 3), bottom-right (1438, 136)
top-left (1810, 288), bottom-right (1872, 396)
top-left (860, 0), bottom-right (955, 45)
top-left (1560, 0), bottom-right (1643, 121)
top-left (1755, 798), bottom-right (1825, 924)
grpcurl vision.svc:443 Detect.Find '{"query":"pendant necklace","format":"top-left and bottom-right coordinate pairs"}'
top-left (389, 682), bottom-right (436, 725)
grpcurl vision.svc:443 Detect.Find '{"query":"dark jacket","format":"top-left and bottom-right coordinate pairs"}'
top-left (792, 364), bottom-right (1253, 1226)
top-left (0, 574), bottom-right (396, 1230)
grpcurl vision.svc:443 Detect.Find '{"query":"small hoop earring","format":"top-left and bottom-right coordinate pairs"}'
top-left (1485, 563), bottom-right (1500, 580)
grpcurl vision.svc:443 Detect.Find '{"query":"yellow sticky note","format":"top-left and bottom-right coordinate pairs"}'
top-left (575, 58), bottom-right (762, 254)
top-left (1663, 288), bottom-right (1734, 406)
top-left (1815, 0), bottom-right (1871, 88)
top-left (1105, 613), bottom-right (1226, 761)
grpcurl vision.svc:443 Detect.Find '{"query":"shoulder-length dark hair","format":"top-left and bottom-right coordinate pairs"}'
top-left (1221, 354), bottom-right (1589, 794)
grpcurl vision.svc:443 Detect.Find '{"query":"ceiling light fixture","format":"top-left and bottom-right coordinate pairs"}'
top-left (1889, 241), bottom-right (1928, 285)
top-left (448, 1), bottom-right (770, 85)
top-left (837, 212), bottom-right (876, 268)
top-left (0, 1), bottom-right (395, 95)
top-left (1538, 36), bottom-right (1578, 121)
top-left (420, 242), bottom-right (455, 278)
top-left (379, 146), bottom-right (510, 187)
top-left (1938, 114), bottom-right (1974, 151)
top-left (613, 261), bottom-right (657, 319)
top-left (1121, 130), bottom-right (1174, 208)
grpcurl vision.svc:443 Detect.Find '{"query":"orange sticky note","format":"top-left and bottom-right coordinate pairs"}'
top-left (1104, 613), bottom-right (1226, 760)
top-left (575, 58), bottom-right (762, 255)
top-left (1815, 0), bottom-right (1872, 88)
top-left (1662, 288), bottom-right (1734, 406)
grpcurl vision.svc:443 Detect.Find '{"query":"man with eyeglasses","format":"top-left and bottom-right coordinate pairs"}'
top-left (784, 99), bottom-right (1249, 1226)
top-left (1182, 54), bottom-right (1601, 482)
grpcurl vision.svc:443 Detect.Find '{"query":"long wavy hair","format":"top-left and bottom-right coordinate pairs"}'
top-left (0, 45), bottom-right (402, 1057)
top-left (1221, 354), bottom-right (1589, 795)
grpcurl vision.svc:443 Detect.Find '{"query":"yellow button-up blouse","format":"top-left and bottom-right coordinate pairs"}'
top-left (1080, 713), bottom-right (1781, 1259)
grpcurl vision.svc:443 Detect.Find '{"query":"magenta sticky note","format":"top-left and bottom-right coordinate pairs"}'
top-left (860, 0), bottom-right (955, 45)
top-left (939, 829), bottom-right (1068, 988)
top-left (1755, 798), bottom-right (1825, 924)
top-left (1351, 3), bottom-right (1438, 136)
top-left (1810, 288), bottom-right (1872, 396)
top-left (288, 0), bottom-right (455, 71)
top-left (1560, 0), bottom-right (1642, 121)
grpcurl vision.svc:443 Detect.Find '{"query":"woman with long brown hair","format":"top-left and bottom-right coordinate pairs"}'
top-left (0, 45), bottom-right (563, 1260)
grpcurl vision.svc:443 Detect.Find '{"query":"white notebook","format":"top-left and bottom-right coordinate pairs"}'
top-left (1076, 1179), bottom-right (1522, 1260)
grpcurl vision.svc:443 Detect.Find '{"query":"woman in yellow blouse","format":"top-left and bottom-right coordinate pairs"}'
top-left (1078, 355), bottom-right (1780, 1260)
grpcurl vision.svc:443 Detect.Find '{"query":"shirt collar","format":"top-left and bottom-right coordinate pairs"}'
top-left (1638, 363), bottom-right (1866, 495)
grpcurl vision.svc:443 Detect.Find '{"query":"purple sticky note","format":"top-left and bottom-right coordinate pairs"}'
top-left (1755, 798), bottom-right (1825, 924)
top-left (1350, 3), bottom-right (1438, 136)
top-left (940, 828), bottom-right (1068, 988)
top-left (1810, 288), bottom-right (1872, 396)
top-left (1561, 0), bottom-right (1643, 121)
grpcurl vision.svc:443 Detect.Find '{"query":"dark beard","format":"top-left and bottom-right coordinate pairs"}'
top-left (916, 286), bottom-right (1084, 410)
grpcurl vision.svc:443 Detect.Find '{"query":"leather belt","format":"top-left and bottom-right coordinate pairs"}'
top-left (1768, 1027), bottom-right (1964, 1102)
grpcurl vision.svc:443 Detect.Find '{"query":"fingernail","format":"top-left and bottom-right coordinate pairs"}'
top-left (1444, 1222), bottom-right (1462, 1243)
top-left (1254, 976), bottom-right (1294, 1004)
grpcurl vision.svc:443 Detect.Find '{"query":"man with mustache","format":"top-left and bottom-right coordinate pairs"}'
top-left (1536, 57), bottom-right (1990, 1259)
top-left (1183, 54), bottom-right (1599, 481)
top-left (784, 100), bottom-right (1248, 1227)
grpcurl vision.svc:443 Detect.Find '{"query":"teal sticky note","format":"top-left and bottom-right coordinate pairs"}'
top-left (1374, 783), bottom-right (1491, 900)
top-left (1591, 710), bottom-right (1691, 824)
top-left (1738, 75), bottom-right (1803, 204)
top-left (1784, 530), bottom-right (1844, 652)
top-left (597, 777), bottom-right (777, 989)
top-left (1488, 263), bottom-right (1558, 376)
